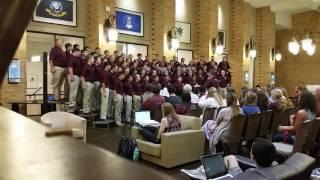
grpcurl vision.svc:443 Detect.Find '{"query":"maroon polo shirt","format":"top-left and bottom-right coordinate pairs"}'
top-left (100, 69), bottom-right (111, 88)
top-left (218, 61), bottom-right (231, 71)
top-left (114, 79), bottom-right (124, 95)
top-left (81, 64), bottom-right (95, 82)
top-left (141, 95), bottom-right (165, 110)
top-left (218, 76), bottom-right (230, 88)
top-left (124, 81), bottom-right (134, 96)
top-left (132, 81), bottom-right (142, 96)
top-left (94, 65), bottom-right (103, 82)
top-left (68, 55), bottom-right (82, 76)
top-left (109, 74), bottom-right (116, 90)
top-left (49, 46), bottom-right (68, 68)
top-left (204, 78), bottom-right (219, 89)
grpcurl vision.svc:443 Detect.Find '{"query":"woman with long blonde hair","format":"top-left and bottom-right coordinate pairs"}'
top-left (198, 87), bottom-right (224, 108)
top-left (140, 102), bottom-right (182, 144)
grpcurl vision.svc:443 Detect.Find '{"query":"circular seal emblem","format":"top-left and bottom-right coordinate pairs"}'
top-left (50, 1), bottom-right (63, 15)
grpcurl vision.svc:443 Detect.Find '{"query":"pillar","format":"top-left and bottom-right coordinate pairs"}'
top-left (86, 0), bottom-right (116, 52)
top-left (194, 0), bottom-right (218, 60)
top-left (255, 7), bottom-right (275, 86)
top-left (0, 32), bottom-right (27, 108)
top-left (150, 0), bottom-right (175, 58)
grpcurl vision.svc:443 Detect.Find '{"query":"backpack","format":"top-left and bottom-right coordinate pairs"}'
top-left (117, 136), bottom-right (138, 160)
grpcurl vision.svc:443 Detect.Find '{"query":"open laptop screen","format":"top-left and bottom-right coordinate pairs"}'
top-left (135, 111), bottom-right (151, 124)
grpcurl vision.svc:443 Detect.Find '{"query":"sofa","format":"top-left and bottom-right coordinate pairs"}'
top-left (131, 115), bottom-right (205, 168)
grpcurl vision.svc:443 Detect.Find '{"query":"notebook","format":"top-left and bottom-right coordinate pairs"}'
top-left (135, 111), bottom-right (160, 127)
top-left (201, 153), bottom-right (228, 179)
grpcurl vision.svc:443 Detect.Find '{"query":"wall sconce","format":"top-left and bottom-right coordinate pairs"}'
top-left (275, 51), bottom-right (282, 61)
top-left (168, 27), bottom-right (181, 50)
top-left (246, 36), bottom-right (256, 59)
top-left (104, 14), bottom-right (118, 42)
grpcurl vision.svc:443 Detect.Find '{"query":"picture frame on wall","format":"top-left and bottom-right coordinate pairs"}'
top-left (8, 59), bottom-right (21, 84)
top-left (250, 36), bottom-right (255, 49)
top-left (217, 30), bottom-right (226, 48)
top-left (33, 0), bottom-right (77, 26)
top-left (244, 71), bottom-right (249, 84)
top-left (271, 72), bottom-right (275, 84)
top-left (116, 8), bottom-right (144, 37)
top-left (175, 21), bottom-right (191, 44)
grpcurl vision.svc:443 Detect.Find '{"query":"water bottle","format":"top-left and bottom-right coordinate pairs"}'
top-left (133, 147), bottom-right (139, 161)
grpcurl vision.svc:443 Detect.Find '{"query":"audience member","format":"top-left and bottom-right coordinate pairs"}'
top-left (268, 88), bottom-right (285, 110)
top-left (183, 84), bottom-right (200, 104)
top-left (139, 103), bottom-right (182, 143)
top-left (242, 91), bottom-right (260, 115)
top-left (198, 87), bottom-right (224, 109)
top-left (208, 92), bottom-right (242, 153)
top-left (166, 85), bottom-right (182, 105)
top-left (274, 91), bottom-right (316, 144)
top-left (256, 89), bottom-right (269, 112)
top-left (142, 84), bottom-right (165, 110)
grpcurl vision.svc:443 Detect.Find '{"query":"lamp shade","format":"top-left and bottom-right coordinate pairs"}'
top-left (306, 44), bottom-right (316, 56)
top-left (288, 39), bottom-right (300, 55)
top-left (301, 37), bottom-right (313, 51)
top-left (108, 28), bottom-right (118, 42)
top-left (249, 49), bottom-right (257, 59)
top-left (215, 44), bottom-right (224, 55)
top-left (275, 52), bottom-right (282, 61)
top-left (171, 38), bottom-right (180, 49)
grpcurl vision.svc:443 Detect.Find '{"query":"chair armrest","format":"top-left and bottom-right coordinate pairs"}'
top-left (161, 130), bottom-right (205, 151)
top-left (235, 155), bottom-right (256, 171)
top-left (132, 126), bottom-right (142, 139)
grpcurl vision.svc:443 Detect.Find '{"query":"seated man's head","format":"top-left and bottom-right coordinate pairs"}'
top-left (250, 138), bottom-right (276, 167)
top-left (152, 84), bottom-right (161, 95)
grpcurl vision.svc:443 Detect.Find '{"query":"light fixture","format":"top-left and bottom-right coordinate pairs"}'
top-left (275, 51), bottom-right (282, 61)
top-left (31, 55), bottom-right (41, 62)
top-left (171, 38), bottom-right (180, 49)
top-left (288, 37), bottom-right (300, 55)
top-left (249, 49), bottom-right (257, 59)
top-left (215, 41), bottom-right (224, 55)
top-left (307, 43), bottom-right (316, 56)
top-left (301, 34), bottom-right (313, 51)
top-left (104, 14), bottom-right (118, 42)
top-left (107, 28), bottom-right (118, 42)
top-left (168, 27), bottom-right (181, 50)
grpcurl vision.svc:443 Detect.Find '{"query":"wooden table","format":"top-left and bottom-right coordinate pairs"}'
top-left (0, 107), bottom-right (174, 180)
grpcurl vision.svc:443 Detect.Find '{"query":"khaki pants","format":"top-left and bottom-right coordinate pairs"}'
top-left (114, 94), bottom-right (123, 123)
top-left (133, 95), bottom-right (141, 113)
top-left (83, 82), bottom-right (94, 113)
top-left (125, 95), bottom-right (132, 121)
top-left (51, 66), bottom-right (68, 100)
top-left (107, 89), bottom-right (113, 118)
top-left (68, 75), bottom-right (80, 105)
top-left (91, 81), bottom-right (101, 112)
top-left (100, 88), bottom-right (109, 120)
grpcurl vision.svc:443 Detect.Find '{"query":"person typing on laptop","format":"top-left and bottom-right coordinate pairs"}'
top-left (139, 103), bottom-right (182, 144)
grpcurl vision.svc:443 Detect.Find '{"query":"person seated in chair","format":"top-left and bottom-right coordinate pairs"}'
top-left (242, 90), bottom-right (260, 115)
top-left (223, 138), bottom-right (276, 177)
top-left (139, 103), bottom-right (182, 144)
top-left (141, 84), bottom-right (165, 111)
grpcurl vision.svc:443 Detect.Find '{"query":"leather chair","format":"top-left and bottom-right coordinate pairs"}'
top-left (273, 120), bottom-right (311, 156)
top-left (243, 113), bottom-right (262, 141)
top-left (151, 105), bottom-right (163, 122)
top-left (202, 107), bottom-right (216, 126)
top-left (234, 152), bottom-right (316, 180)
top-left (269, 109), bottom-right (283, 134)
top-left (131, 115), bottom-right (205, 168)
top-left (187, 107), bottom-right (203, 118)
top-left (40, 112), bottom-right (87, 142)
top-left (281, 107), bottom-right (295, 126)
top-left (223, 114), bottom-right (246, 154)
top-left (304, 118), bottom-right (320, 153)
top-left (258, 110), bottom-right (272, 137)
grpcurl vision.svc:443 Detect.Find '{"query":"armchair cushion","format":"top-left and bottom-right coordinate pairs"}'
top-left (273, 142), bottom-right (293, 155)
top-left (136, 139), bottom-right (161, 157)
top-left (178, 115), bottom-right (201, 130)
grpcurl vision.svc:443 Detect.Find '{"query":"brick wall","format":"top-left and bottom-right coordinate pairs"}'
top-left (193, 0), bottom-right (218, 60)
top-left (255, 7), bottom-right (275, 86)
top-left (0, 32), bottom-right (27, 108)
top-left (276, 11), bottom-right (320, 96)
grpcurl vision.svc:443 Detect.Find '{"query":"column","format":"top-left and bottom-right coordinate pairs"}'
top-left (86, 0), bottom-right (116, 52)
top-left (255, 7), bottom-right (275, 86)
top-left (150, 0), bottom-right (175, 58)
top-left (193, 0), bottom-right (218, 60)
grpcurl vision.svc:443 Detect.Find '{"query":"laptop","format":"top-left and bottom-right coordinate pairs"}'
top-left (135, 111), bottom-right (160, 127)
top-left (201, 153), bottom-right (229, 179)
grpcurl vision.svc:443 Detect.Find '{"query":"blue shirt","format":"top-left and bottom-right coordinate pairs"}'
top-left (242, 105), bottom-right (261, 115)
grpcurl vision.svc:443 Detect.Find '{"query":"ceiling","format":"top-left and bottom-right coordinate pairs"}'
top-left (245, 0), bottom-right (320, 13)
top-left (244, 0), bottom-right (320, 29)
